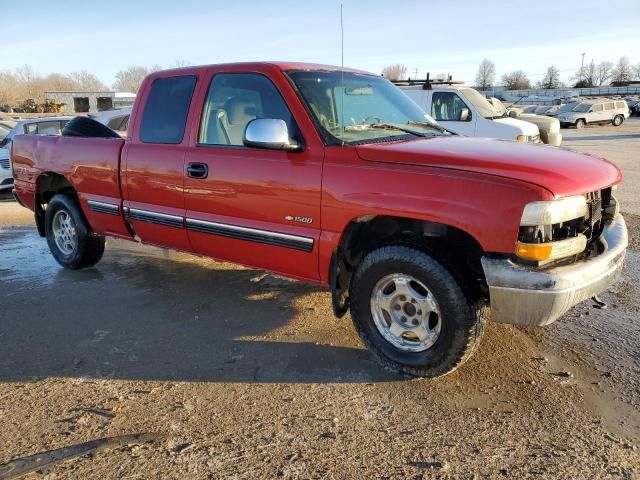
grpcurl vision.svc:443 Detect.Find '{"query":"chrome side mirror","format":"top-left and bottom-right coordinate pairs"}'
top-left (459, 108), bottom-right (471, 122)
top-left (243, 118), bottom-right (300, 151)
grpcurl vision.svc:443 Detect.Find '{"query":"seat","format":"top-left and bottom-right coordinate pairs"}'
top-left (202, 109), bottom-right (231, 145)
top-left (224, 98), bottom-right (257, 145)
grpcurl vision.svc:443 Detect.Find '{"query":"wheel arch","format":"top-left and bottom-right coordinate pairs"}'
top-left (34, 172), bottom-right (78, 237)
top-left (329, 214), bottom-right (488, 317)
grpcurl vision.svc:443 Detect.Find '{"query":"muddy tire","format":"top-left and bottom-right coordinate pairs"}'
top-left (612, 115), bottom-right (624, 127)
top-left (350, 246), bottom-right (487, 378)
top-left (575, 118), bottom-right (586, 129)
top-left (45, 194), bottom-right (105, 269)
top-left (62, 116), bottom-right (121, 139)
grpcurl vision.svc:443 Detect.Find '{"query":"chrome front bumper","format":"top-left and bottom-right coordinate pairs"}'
top-left (481, 214), bottom-right (628, 326)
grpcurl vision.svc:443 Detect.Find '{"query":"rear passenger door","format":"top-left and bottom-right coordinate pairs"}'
top-left (590, 103), bottom-right (606, 123)
top-left (122, 75), bottom-right (197, 251)
top-left (183, 72), bottom-right (323, 281)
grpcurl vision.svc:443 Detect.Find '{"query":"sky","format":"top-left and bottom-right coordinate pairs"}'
top-left (1, 0), bottom-right (639, 88)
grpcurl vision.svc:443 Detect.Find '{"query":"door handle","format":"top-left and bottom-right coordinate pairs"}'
top-left (186, 163), bottom-right (208, 179)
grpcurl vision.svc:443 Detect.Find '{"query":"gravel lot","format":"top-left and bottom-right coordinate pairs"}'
top-left (0, 119), bottom-right (639, 479)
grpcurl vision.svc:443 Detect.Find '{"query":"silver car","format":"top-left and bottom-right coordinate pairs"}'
top-left (0, 116), bottom-right (72, 191)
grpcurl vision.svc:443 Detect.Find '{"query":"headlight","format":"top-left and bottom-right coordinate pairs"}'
top-left (516, 195), bottom-right (589, 263)
top-left (516, 134), bottom-right (537, 142)
top-left (520, 196), bottom-right (588, 225)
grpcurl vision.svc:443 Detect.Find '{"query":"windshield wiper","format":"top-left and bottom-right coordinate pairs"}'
top-left (364, 123), bottom-right (428, 137)
top-left (406, 121), bottom-right (449, 134)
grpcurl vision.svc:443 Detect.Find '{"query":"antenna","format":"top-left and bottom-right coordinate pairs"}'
top-left (340, 4), bottom-right (345, 145)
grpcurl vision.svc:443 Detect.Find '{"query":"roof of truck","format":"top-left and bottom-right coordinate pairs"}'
top-left (151, 62), bottom-right (372, 77)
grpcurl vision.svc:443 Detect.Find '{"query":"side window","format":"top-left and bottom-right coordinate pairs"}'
top-left (431, 92), bottom-right (469, 121)
top-left (140, 75), bottom-right (197, 144)
top-left (615, 101), bottom-right (625, 109)
top-left (604, 103), bottom-right (614, 111)
top-left (199, 73), bottom-right (297, 146)
top-left (26, 124), bottom-right (38, 134)
top-left (36, 121), bottom-right (63, 135)
top-left (592, 104), bottom-right (604, 112)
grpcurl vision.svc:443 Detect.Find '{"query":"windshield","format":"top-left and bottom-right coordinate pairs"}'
top-left (573, 103), bottom-right (592, 113)
top-left (287, 70), bottom-right (448, 144)
top-left (458, 87), bottom-right (499, 118)
top-left (557, 101), bottom-right (580, 113)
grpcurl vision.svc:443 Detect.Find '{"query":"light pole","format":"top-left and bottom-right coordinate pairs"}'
top-left (579, 52), bottom-right (586, 82)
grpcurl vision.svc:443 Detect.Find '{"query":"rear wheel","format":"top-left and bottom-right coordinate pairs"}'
top-left (45, 194), bottom-right (105, 269)
top-left (575, 118), bottom-right (586, 129)
top-left (350, 246), bottom-right (487, 377)
top-left (612, 115), bottom-right (624, 127)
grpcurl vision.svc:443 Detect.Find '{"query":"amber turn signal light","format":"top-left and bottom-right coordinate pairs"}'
top-left (515, 242), bottom-right (553, 261)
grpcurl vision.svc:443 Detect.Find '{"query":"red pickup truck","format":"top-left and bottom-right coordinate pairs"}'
top-left (11, 62), bottom-right (628, 377)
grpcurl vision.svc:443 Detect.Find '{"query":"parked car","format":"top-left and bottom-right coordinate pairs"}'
top-left (12, 62), bottom-right (627, 377)
top-left (400, 84), bottom-right (540, 143)
top-left (557, 100), bottom-right (629, 128)
top-left (488, 98), bottom-right (562, 146)
top-left (520, 105), bottom-right (539, 114)
top-left (89, 107), bottom-right (132, 136)
top-left (546, 101), bottom-right (582, 118)
top-left (0, 116), bottom-right (72, 191)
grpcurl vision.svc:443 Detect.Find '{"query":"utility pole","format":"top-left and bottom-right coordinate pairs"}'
top-left (579, 52), bottom-right (586, 81)
top-left (414, 68), bottom-right (419, 79)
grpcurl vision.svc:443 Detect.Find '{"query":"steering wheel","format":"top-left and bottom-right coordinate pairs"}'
top-left (363, 115), bottom-right (382, 125)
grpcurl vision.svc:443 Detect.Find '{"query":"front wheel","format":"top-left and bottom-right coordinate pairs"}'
top-left (575, 118), bottom-right (586, 129)
top-left (45, 194), bottom-right (105, 269)
top-left (612, 115), bottom-right (624, 127)
top-left (350, 246), bottom-right (487, 377)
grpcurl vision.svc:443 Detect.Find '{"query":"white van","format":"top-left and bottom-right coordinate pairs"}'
top-left (400, 84), bottom-right (540, 143)
top-left (556, 100), bottom-right (629, 128)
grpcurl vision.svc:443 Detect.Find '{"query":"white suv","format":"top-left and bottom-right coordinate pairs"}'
top-left (557, 100), bottom-right (629, 128)
top-left (400, 84), bottom-right (540, 143)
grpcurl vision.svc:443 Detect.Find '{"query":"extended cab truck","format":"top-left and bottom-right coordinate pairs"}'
top-left (11, 63), bottom-right (628, 378)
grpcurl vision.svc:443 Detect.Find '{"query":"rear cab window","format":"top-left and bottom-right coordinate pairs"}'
top-left (140, 75), bottom-right (197, 144)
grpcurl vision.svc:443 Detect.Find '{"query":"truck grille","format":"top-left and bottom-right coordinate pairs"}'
top-left (0, 158), bottom-right (9, 170)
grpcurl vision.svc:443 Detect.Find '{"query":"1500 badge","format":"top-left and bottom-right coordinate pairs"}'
top-left (285, 215), bottom-right (313, 224)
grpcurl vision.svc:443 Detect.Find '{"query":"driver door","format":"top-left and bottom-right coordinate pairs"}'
top-left (183, 72), bottom-right (323, 281)
top-left (430, 91), bottom-right (475, 136)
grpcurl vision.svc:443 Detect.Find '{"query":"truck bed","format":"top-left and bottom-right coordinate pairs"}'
top-left (12, 134), bottom-right (130, 238)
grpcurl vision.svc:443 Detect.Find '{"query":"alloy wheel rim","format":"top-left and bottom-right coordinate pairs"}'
top-left (52, 210), bottom-right (77, 255)
top-left (370, 274), bottom-right (442, 353)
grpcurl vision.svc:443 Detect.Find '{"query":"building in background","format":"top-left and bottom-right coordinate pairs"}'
top-left (44, 91), bottom-right (136, 113)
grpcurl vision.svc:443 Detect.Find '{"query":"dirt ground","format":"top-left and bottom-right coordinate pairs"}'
top-left (0, 119), bottom-right (639, 479)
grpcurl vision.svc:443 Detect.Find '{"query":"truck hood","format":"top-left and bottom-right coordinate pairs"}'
top-left (493, 117), bottom-right (539, 136)
top-left (355, 136), bottom-right (621, 197)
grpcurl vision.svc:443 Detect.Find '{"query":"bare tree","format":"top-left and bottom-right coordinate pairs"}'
top-left (113, 66), bottom-right (153, 92)
top-left (0, 66), bottom-right (109, 106)
top-left (501, 70), bottom-right (530, 90)
top-left (381, 64), bottom-right (408, 81)
top-left (610, 56), bottom-right (632, 84)
top-left (475, 59), bottom-right (496, 90)
top-left (68, 71), bottom-right (107, 91)
top-left (172, 59), bottom-right (191, 68)
top-left (633, 62), bottom-right (640, 80)
top-left (574, 61), bottom-right (596, 87)
top-left (595, 61), bottom-right (613, 86)
top-left (537, 65), bottom-right (562, 89)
